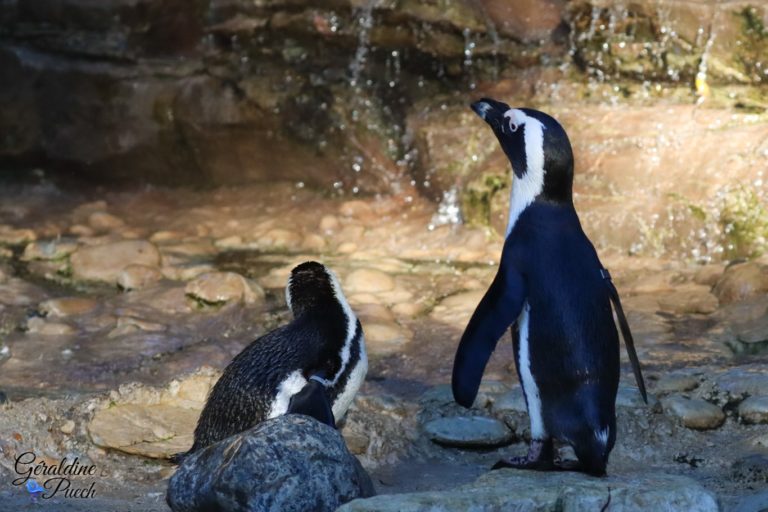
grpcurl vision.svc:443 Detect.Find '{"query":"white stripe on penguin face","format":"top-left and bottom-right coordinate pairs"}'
top-left (503, 109), bottom-right (546, 236)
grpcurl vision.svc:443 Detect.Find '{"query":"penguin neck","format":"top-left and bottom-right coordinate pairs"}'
top-left (505, 167), bottom-right (544, 237)
top-left (300, 303), bottom-right (349, 341)
top-left (505, 172), bottom-right (574, 237)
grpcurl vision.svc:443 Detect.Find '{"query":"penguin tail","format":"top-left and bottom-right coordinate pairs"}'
top-left (168, 451), bottom-right (188, 465)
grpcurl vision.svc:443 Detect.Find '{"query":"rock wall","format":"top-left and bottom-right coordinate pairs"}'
top-left (0, 0), bottom-right (566, 189)
top-left (0, 0), bottom-right (766, 202)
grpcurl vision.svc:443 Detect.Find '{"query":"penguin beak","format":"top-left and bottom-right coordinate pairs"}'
top-left (470, 98), bottom-right (508, 131)
top-left (471, 100), bottom-right (495, 121)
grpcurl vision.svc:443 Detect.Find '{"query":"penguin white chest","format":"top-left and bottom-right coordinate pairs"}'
top-left (518, 302), bottom-right (546, 439)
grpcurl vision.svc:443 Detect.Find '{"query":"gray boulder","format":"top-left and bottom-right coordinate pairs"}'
top-left (338, 468), bottom-right (718, 512)
top-left (167, 415), bottom-right (375, 512)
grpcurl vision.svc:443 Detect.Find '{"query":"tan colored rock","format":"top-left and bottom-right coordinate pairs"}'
top-left (257, 264), bottom-right (293, 290)
top-left (338, 242), bottom-right (358, 254)
top-left (479, 0), bottom-right (563, 42)
top-left (162, 263), bottom-right (215, 281)
top-left (653, 374), bottom-right (700, 396)
top-left (117, 264), bottom-right (163, 290)
top-left (339, 225), bottom-right (365, 241)
top-left (68, 224), bottom-right (94, 237)
top-left (302, 233), bottom-right (327, 251)
top-left (185, 272), bottom-right (265, 305)
top-left (319, 215), bottom-right (340, 232)
top-left (60, 420), bottom-right (76, 435)
top-left (26, 317), bottom-right (75, 336)
top-left (430, 290), bottom-right (484, 327)
top-left (693, 265), bottom-right (724, 288)
top-left (392, 302), bottom-right (427, 318)
top-left (131, 286), bottom-right (192, 315)
top-left (339, 200), bottom-right (373, 218)
top-left (364, 321), bottom-right (412, 356)
top-left (88, 403), bottom-right (198, 459)
top-left (656, 285), bottom-right (718, 315)
top-left (345, 268), bottom-right (395, 294)
top-left (88, 211), bottom-right (125, 231)
top-left (629, 271), bottom-right (681, 294)
top-left (662, 396), bottom-right (725, 430)
top-left (161, 241), bottom-right (216, 259)
top-left (39, 297), bottom-right (98, 317)
top-left (164, 370), bottom-right (220, 408)
top-left (70, 240), bottom-right (161, 283)
top-left (260, 228), bottom-right (302, 250)
top-left (21, 239), bottom-right (78, 261)
top-left (214, 235), bottom-right (245, 249)
top-left (87, 370), bottom-right (219, 458)
top-left (714, 262), bottom-right (768, 305)
top-left (0, 225), bottom-right (36, 245)
top-left (109, 316), bottom-right (167, 338)
top-left (348, 293), bottom-right (381, 306)
top-left (149, 230), bottom-right (185, 243)
top-left (377, 288), bottom-right (414, 305)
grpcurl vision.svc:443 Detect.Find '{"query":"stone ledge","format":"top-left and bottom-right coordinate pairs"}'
top-left (339, 469), bottom-right (719, 512)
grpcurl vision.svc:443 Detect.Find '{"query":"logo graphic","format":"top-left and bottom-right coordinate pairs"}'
top-left (12, 451), bottom-right (101, 500)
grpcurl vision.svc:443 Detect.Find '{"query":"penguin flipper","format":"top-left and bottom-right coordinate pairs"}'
top-left (452, 264), bottom-right (526, 408)
top-left (602, 269), bottom-right (648, 404)
top-left (287, 377), bottom-right (336, 428)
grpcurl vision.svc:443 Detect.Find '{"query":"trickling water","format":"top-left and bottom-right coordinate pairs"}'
top-left (462, 28), bottom-right (477, 91)
top-left (428, 187), bottom-right (463, 230)
top-left (349, 0), bottom-right (376, 89)
top-left (385, 50), bottom-right (402, 89)
top-left (696, 24), bottom-right (718, 103)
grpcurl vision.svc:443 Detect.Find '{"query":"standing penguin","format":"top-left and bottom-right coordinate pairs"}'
top-left (452, 99), bottom-right (646, 476)
top-left (176, 261), bottom-right (367, 459)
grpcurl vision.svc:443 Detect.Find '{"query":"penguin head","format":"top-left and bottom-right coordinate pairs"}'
top-left (471, 98), bottom-right (574, 204)
top-left (286, 261), bottom-right (348, 316)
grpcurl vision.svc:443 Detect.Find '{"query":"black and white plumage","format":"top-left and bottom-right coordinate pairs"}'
top-left (179, 261), bottom-right (367, 458)
top-left (452, 98), bottom-right (646, 476)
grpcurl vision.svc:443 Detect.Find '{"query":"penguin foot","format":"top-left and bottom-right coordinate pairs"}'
top-left (491, 438), bottom-right (554, 471)
top-left (551, 458), bottom-right (583, 472)
top-left (491, 456), bottom-right (554, 471)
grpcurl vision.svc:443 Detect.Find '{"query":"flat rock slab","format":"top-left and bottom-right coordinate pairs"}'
top-left (424, 416), bottom-right (513, 448)
top-left (662, 395), bottom-right (725, 430)
top-left (88, 403), bottom-right (197, 458)
top-left (338, 469), bottom-right (719, 512)
top-left (71, 240), bottom-right (161, 283)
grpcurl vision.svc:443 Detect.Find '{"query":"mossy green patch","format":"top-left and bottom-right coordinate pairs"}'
top-left (461, 171), bottom-right (509, 228)
top-left (720, 185), bottom-right (768, 259)
top-left (734, 6), bottom-right (768, 83)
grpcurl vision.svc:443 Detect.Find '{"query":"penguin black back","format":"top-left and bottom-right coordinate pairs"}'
top-left (179, 261), bottom-right (367, 458)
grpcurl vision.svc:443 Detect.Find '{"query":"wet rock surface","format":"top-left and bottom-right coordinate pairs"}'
top-left (339, 469), bottom-right (719, 512)
top-left (167, 415), bottom-right (375, 512)
top-left (0, 183), bottom-right (764, 511)
top-left (424, 416), bottom-right (514, 448)
top-left (70, 240), bottom-right (161, 284)
top-left (662, 395), bottom-right (726, 430)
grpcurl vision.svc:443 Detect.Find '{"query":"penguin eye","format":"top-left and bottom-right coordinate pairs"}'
top-left (508, 121), bottom-right (519, 133)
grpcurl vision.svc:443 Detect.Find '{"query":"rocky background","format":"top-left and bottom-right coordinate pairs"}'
top-left (1, 0), bottom-right (767, 260)
top-left (0, 1), bottom-right (768, 511)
